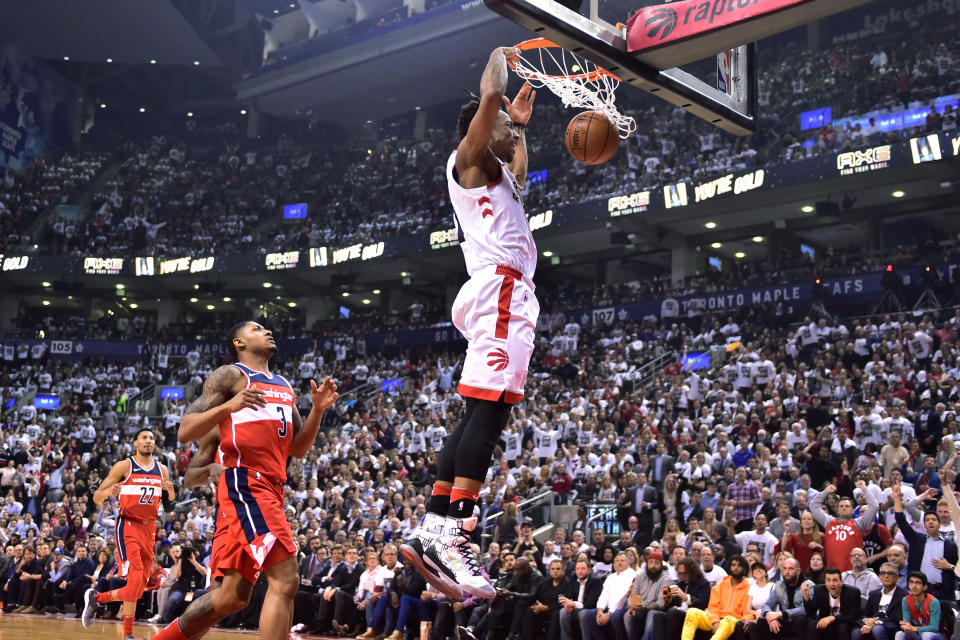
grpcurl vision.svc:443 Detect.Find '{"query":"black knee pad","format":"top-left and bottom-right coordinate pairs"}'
top-left (453, 398), bottom-right (513, 482)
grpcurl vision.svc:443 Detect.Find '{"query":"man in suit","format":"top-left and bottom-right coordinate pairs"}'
top-left (802, 568), bottom-right (862, 640)
top-left (630, 473), bottom-right (659, 549)
top-left (850, 562), bottom-right (905, 640)
top-left (649, 442), bottom-right (675, 490)
top-left (891, 482), bottom-right (958, 603)
top-left (299, 537), bottom-right (326, 589)
top-left (558, 558), bottom-right (602, 640)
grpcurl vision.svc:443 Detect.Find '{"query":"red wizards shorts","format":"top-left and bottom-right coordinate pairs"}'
top-left (211, 467), bottom-right (296, 584)
top-left (115, 517), bottom-right (156, 581)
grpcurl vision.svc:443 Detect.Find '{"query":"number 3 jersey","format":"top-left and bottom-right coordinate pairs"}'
top-left (217, 363), bottom-right (295, 483)
top-left (118, 457), bottom-right (163, 522)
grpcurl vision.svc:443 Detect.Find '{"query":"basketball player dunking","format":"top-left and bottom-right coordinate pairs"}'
top-left (149, 321), bottom-right (338, 640)
top-left (400, 46), bottom-right (539, 599)
top-left (83, 429), bottom-right (175, 640)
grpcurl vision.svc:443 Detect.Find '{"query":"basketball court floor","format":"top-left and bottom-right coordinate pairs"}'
top-left (0, 612), bottom-right (336, 640)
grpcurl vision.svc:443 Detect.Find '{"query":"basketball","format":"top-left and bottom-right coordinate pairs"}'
top-left (565, 110), bottom-right (619, 165)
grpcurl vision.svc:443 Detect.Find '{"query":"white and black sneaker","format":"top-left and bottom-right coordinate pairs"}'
top-left (400, 512), bottom-right (463, 599)
top-left (81, 587), bottom-right (99, 628)
top-left (424, 516), bottom-right (495, 599)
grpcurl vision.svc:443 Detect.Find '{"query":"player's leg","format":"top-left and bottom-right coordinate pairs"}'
top-left (150, 571), bottom-right (251, 640)
top-left (400, 399), bottom-right (477, 595)
top-left (258, 552), bottom-right (300, 640)
top-left (95, 531), bottom-right (150, 639)
top-left (427, 276), bottom-right (536, 598)
top-left (424, 397), bottom-right (512, 598)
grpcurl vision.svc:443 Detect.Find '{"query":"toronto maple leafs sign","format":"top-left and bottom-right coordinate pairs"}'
top-left (626, 0), bottom-right (871, 69)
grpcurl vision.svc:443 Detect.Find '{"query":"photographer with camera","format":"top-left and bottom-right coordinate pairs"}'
top-left (161, 543), bottom-right (208, 623)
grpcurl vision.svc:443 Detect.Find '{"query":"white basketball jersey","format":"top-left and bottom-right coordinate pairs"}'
top-left (446, 151), bottom-right (537, 279)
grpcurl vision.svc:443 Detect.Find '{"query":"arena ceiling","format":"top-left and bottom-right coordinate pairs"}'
top-left (0, 0), bottom-right (223, 66)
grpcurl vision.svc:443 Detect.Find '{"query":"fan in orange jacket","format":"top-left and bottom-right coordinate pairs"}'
top-left (681, 555), bottom-right (755, 640)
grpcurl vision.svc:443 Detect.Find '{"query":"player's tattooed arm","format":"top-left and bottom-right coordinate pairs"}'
top-left (179, 365), bottom-right (264, 444)
top-left (92, 460), bottom-right (129, 505)
top-left (290, 377), bottom-right (339, 458)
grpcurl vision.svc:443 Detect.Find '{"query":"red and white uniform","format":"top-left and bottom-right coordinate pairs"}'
top-left (115, 457), bottom-right (162, 580)
top-left (447, 150), bottom-right (540, 404)
top-left (210, 362), bottom-right (297, 583)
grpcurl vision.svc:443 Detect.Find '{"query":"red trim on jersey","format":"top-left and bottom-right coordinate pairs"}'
top-left (477, 196), bottom-right (491, 206)
top-left (495, 276), bottom-right (515, 339)
top-left (481, 208), bottom-right (494, 219)
top-left (458, 383), bottom-right (523, 404)
top-left (487, 166), bottom-right (503, 188)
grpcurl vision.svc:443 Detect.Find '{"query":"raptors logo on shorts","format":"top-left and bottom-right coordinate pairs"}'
top-left (487, 348), bottom-right (509, 371)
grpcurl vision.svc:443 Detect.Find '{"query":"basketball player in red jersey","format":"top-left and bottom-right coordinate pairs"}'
top-left (400, 46), bottom-right (538, 600)
top-left (809, 480), bottom-right (878, 572)
top-left (149, 321), bottom-right (338, 640)
top-left (83, 428), bottom-right (176, 640)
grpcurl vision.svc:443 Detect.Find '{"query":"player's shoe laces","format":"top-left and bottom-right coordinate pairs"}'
top-left (400, 512), bottom-right (462, 599)
top-left (425, 516), bottom-right (494, 599)
top-left (81, 587), bottom-right (99, 627)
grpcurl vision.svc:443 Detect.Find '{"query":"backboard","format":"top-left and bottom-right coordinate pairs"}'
top-left (483, 0), bottom-right (872, 135)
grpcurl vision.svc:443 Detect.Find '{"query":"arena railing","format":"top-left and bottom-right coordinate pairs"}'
top-left (479, 489), bottom-right (554, 553)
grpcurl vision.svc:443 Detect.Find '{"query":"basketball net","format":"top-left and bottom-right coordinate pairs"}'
top-left (511, 41), bottom-right (637, 139)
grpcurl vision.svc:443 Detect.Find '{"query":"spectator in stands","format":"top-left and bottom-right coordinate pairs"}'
top-left (851, 561), bottom-right (905, 640)
top-left (580, 552), bottom-right (636, 640)
top-left (890, 483), bottom-right (957, 604)
top-left (558, 558), bottom-right (602, 640)
top-left (679, 554), bottom-right (753, 640)
top-left (898, 571), bottom-right (947, 640)
top-left (802, 567), bottom-right (861, 640)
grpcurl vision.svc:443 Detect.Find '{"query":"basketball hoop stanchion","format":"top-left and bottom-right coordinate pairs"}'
top-left (510, 38), bottom-right (637, 139)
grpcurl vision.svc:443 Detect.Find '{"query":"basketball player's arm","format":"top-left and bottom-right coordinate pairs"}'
top-left (179, 365), bottom-right (261, 443)
top-left (159, 464), bottom-right (177, 509)
top-left (456, 47), bottom-right (520, 186)
top-left (502, 83), bottom-right (536, 190)
top-left (183, 428), bottom-right (224, 489)
top-left (92, 461), bottom-right (128, 505)
top-left (291, 377), bottom-right (339, 458)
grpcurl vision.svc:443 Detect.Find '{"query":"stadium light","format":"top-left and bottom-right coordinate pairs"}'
top-left (41, 281), bottom-right (51, 287)
top-left (63, 56), bottom-right (70, 61)
top-left (222, 296), bottom-right (231, 302)
top-left (288, 301), bottom-right (297, 307)
top-left (139, 107), bottom-right (146, 113)
top-left (273, 8), bottom-right (279, 13)
top-left (542, 250), bottom-right (554, 257)
top-left (115, 283), bottom-right (124, 289)
top-left (240, 109), bottom-right (247, 115)
top-left (193, 284), bottom-right (200, 289)
top-left (187, 112), bottom-right (194, 117)
top-left (150, 59), bottom-right (156, 64)
top-left (704, 221), bottom-right (717, 229)
top-left (752, 236), bottom-right (763, 243)
top-left (129, 303), bottom-right (138, 309)
top-left (363, 299), bottom-right (371, 305)
top-left (801, 205), bottom-right (814, 213)
top-left (189, 297), bottom-right (198, 303)
top-left (42, 300), bottom-right (51, 306)
top-left (734, 251), bottom-right (746, 259)
top-left (106, 58), bottom-right (112, 63)
top-left (892, 190), bottom-right (905, 198)
top-left (100, 104), bottom-right (106, 109)
top-left (710, 242), bottom-right (722, 249)
top-left (372, 289), bottom-right (381, 295)
top-left (400, 271), bottom-right (410, 277)
top-left (206, 304), bottom-right (215, 310)
top-left (262, 282), bottom-right (272, 288)
top-left (193, 60), bottom-right (200, 66)
top-left (342, 292), bottom-right (350, 297)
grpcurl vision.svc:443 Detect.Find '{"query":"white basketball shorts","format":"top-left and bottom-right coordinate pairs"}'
top-left (452, 264), bottom-right (539, 404)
